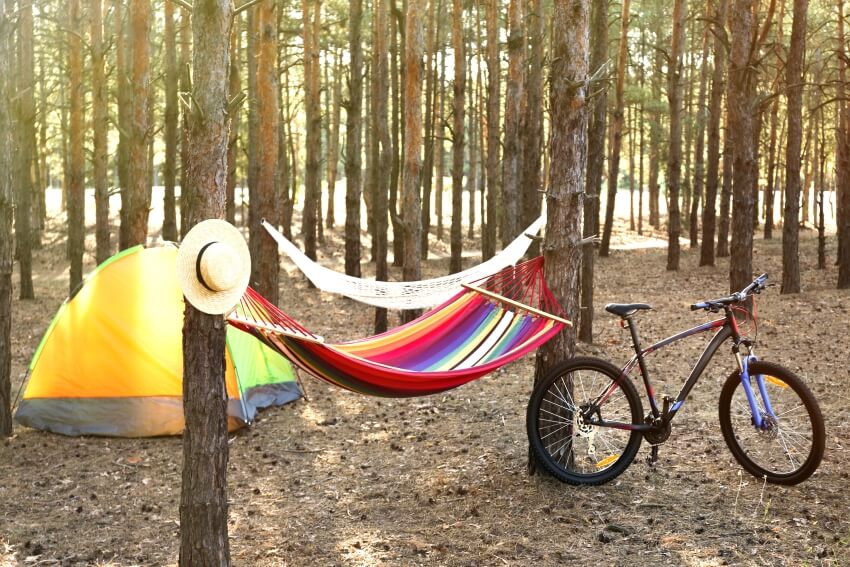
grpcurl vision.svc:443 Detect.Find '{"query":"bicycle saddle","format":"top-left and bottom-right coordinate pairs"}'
top-left (604, 303), bottom-right (652, 318)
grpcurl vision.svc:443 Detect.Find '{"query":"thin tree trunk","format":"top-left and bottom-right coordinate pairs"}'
top-left (126, 0), bottom-right (152, 247)
top-left (449, 0), bottom-right (465, 274)
top-left (116, 0), bottom-right (131, 248)
top-left (15, 0), bottom-right (35, 298)
top-left (690, 8), bottom-right (711, 247)
top-left (700, 0), bottom-right (728, 266)
top-left (226, 22), bottom-right (241, 225)
top-left (93, 0), bottom-right (111, 261)
top-left (483, 0), bottom-right (499, 260)
top-left (68, 0), bottom-right (85, 291)
top-left (501, 0), bottom-right (525, 246)
top-left (302, 0), bottom-right (322, 262)
top-left (666, 0), bottom-right (686, 271)
top-left (764, 96), bottom-right (780, 240)
top-left (717, 109), bottom-right (732, 257)
top-left (252, 0), bottom-right (279, 304)
top-left (599, 0), bottom-right (630, 257)
top-left (179, 5), bottom-right (191, 238)
top-left (531, 0), bottom-right (587, 473)
top-left (435, 51), bottom-right (445, 241)
top-left (390, 1), bottom-right (404, 266)
top-left (373, 0), bottom-right (392, 332)
top-left (728, 0), bottom-right (758, 292)
top-left (837, 0), bottom-right (850, 288)
top-left (402, 3), bottom-right (424, 323)
top-left (647, 40), bottom-right (663, 230)
top-left (420, 0), bottom-right (442, 259)
top-left (179, 0), bottom-right (234, 563)
top-left (326, 50), bottom-right (343, 230)
top-left (281, 41), bottom-right (295, 238)
top-left (579, 0), bottom-right (606, 344)
top-left (345, 0), bottom-right (363, 277)
top-left (817, 109), bottom-right (826, 269)
top-left (628, 106), bottom-right (636, 231)
top-left (521, 0), bottom-right (544, 254)
top-left (0, 0), bottom-right (14, 436)
top-left (467, 33), bottom-right (478, 240)
top-left (246, 10), bottom-right (259, 241)
top-left (163, 0), bottom-right (180, 240)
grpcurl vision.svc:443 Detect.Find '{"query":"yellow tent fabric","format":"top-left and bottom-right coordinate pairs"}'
top-left (15, 245), bottom-right (299, 437)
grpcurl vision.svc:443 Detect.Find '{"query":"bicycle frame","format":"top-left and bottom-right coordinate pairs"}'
top-left (587, 306), bottom-right (774, 432)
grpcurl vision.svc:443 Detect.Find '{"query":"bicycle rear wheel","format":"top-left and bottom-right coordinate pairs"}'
top-left (719, 361), bottom-right (824, 485)
top-left (527, 357), bottom-right (643, 486)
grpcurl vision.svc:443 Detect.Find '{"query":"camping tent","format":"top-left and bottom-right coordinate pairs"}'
top-left (15, 245), bottom-right (300, 437)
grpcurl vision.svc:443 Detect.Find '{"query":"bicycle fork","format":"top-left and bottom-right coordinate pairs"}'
top-left (734, 346), bottom-right (777, 430)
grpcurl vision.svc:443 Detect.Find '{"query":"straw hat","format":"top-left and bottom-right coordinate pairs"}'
top-left (176, 219), bottom-right (251, 315)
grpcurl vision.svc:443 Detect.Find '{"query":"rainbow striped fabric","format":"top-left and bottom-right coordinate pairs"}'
top-left (228, 257), bottom-right (568, 397)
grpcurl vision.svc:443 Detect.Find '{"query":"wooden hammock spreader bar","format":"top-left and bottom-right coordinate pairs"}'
top-left (461, 283), bottom-right (573, 328)
top-left (227, 314), bottom-right (326, 344)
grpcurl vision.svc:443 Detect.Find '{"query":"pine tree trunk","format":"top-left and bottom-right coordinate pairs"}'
top-left (402, 3), bottom-right (424, 323)
top-left (15, 0), bottom-right (35, 299)
top-left (0, 0), bottom-right (14, 436)
top-left (700, 0), bottom-right (727, 266)
top-left (373, 0), bottom-right (392, 332)
top-left (666, 0), bottom-right (686, 272)
top-left (302, 0), bottom-right (322, 262)
top-left (226, 23), bottom-right (240, 225)
top-left (717, 110), bottom-right (733, 258)
top-left (345, 0), bottom-right (363, 277)
top-left (252, 0), bottom-right (280, 304)
top-left (162, 0), bottom-right (179, 243)
top-left (579, 0), bottom-right (606, 344)
top-left (531, 0), bottom-right (587, 473)
top-left (727, 0), bottom-right (758, 292)
top-left (126, 0), bottom-right (152, 247)
top-left (390, 3), bottom-right (404, 267)
top-left (449, 0), bottom-right (465, 274)
top-left (501, 0), bottom-right (525, 246)
top-left (179, 6), bottom-right (191, 238)
top-left (326, 50), bottom-right (343, 230)
top-left (482, 0), bottom-right (499, 261)
top-left (520, 0), bottom-right (544, 253)
top-left (420, 0), bottom-right (442, 259)
top-left (467, 37), bottom-right (478, 240)
top-left (116, 0), bottom-right (131, 248)
top-left (647, 17), bottom-right (663, 229)
top-left (68, 0), bottom-right (85, 292)
top-left (92, 0), bottom-right (111, 261)
top-left (836, 0), bottom-right (850, 288)
top-left (690, 10), bottom-right (711, 247)
top-left (628, 106), bottom-right (636, 231)
top-left (600, 0), bottom-right (631, 257)
top-left (435, 53), bottom-right (445, 241)
top-left (179, 0), bottom-right (234, 563)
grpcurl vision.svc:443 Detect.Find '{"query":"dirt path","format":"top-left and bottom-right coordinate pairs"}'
top-left (1, 214), bottom-right (848, 566)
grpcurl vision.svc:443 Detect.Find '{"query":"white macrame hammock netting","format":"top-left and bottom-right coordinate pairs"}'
top-left (262, 215), bottom-right (546, 310)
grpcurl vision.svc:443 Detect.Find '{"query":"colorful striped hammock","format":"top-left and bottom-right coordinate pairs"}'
top-left (227, 257), bottom-right (570, 397)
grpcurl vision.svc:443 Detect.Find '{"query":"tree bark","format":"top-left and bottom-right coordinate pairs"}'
top-left (1, 0), bottom-right (14, 436)
top-left (179, 0), bottom-right (234, 564)
top-left (372, 0), bottom-right (392, 332)
top-left (520, 0), bottom-right (544, 254)
top-left (420, 0), bottom-right (442, 259)
top-left (449, 0), bottom-right (465, 274)
top-left (837, 0), bottom-right (850, 288)
top-left (600, 0), bottom-right (631, 257)
top-left (501, 0), bottom-right (525, 246)
top-left (482, 0), bottom-right (500, 260)
top-left (700, 0), bottom-right (728, 266)
top-left (179, 5), bottom-right (191, 238)
top-left (666, 0), bottom-right (686, 271)
top-left (68, 0), bottom-right (85, 292)
top-left (302, 0), bottom-right (322, 262)
top-left (531, 0), bottom-right (587, 473)
top-left (163, 0), bottom-right (180, 242)
top-left (226, 21), bottom-right (241, 225)
top-left (727, 0), bottom-right (758, 292)
top-left (402, 2), bottom-right (424, 323)
top-left (93, 0), bottom-right (111, 261)
top-left (647, 17), bottom-right (664, 229)
top-left (689, 8), bottom-right (711, 247)
top-left (326, 50), bottom-right (343, 230)
top-left (251, 0), bottom-right (280, 304)
top-left (116, 0), bottom-right (131, 248)
top-left (390, 1), bottom-right (404, 267)
top-left (717, 110), bottom-right (733, 257)
top-left (14, 0), bottom-right (34, 299)
top-left (345, 0), bottom-right (363, 277)
top-left (580, 0), bottom-right (607, 344)
top-left (126, 0), bottom-right (152, 248)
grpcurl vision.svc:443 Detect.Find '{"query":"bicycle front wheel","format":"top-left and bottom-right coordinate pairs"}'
top-left (527, 357), bottom-right (643, 486)
top-left (719, 361), bottom-right (825, 485)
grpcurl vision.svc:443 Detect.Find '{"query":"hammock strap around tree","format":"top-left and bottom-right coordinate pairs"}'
top-left (226, 256), bottom-right (570, 397)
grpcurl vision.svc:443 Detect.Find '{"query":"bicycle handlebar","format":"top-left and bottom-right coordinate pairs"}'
top-left (690, 273), bottom-right (768, 312)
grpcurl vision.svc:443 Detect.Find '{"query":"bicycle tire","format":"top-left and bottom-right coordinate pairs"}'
top-left (718, 360), bottom-right (824, 485)
top-left (527, 357), bottom-right (644, 486)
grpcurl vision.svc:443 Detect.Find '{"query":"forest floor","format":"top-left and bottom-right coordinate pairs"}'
top-left (1, 195), bottom-right (849, 566)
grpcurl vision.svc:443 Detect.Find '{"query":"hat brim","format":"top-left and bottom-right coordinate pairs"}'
top-left (176, 219), bottom-right (251, 315)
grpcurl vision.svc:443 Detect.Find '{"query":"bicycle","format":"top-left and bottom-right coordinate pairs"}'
top-left (527, 274), bottom-right (825, 486)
